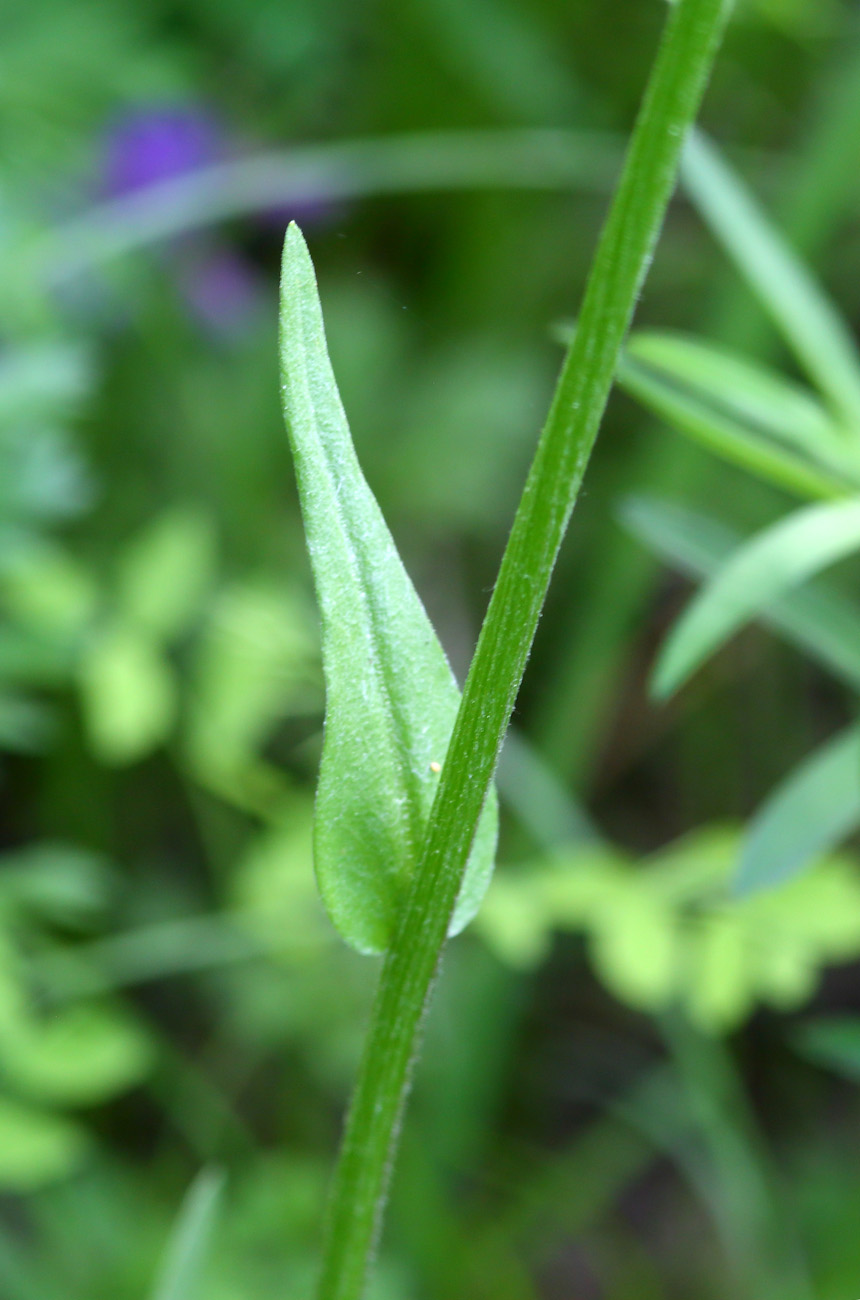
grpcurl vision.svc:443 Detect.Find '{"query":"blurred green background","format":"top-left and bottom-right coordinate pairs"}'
top-left (3, 0), bottom-right (860, 1296)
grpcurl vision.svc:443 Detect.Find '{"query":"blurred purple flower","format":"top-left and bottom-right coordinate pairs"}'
top-left (100, 105), bottom-right (263, 337)
top-left (101, 106), bottom-right (222, 198)
top-left (97, 103), bottom-right (340, 339)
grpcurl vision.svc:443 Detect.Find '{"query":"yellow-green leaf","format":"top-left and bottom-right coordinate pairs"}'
top-left (79, 624), bottom-right (176, 764)
top-left (116, 506), bottom-right (215, 643)
top-left (0, 1002), bottom-right (152, 1107)
top-left (0, 1097), bottom-right (86, 1190)
top-left (654, 498), bottom-right (860, 698)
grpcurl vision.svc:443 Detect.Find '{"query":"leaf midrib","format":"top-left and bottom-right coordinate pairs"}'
top-left (292, 288), bottom-right (435, 889)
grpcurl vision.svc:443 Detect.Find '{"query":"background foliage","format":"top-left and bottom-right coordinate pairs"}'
top-left (2, 0), bottom-right (860, 1296)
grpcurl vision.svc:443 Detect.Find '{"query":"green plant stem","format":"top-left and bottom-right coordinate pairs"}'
top-left (316, 1), bottom-right (732, 1295)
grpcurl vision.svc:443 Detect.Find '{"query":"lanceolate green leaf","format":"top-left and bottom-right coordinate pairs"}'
top-left (624, 330), bottom-right (859, 485)
top-left (653, 497), bottom-right (860, 698)
top-left (736, 724), bottom-right (860, 895)
top-left (620, 495), bottom-right (860, 690)
top-left (553, 323), bottom-right (856, 498)
top-left (682, 131), bottom-right (860, 430)
top-left (619, 354), bottom-right (847, 501)
top-left (626, 333), bottom-right (846, 463)
top-left (279, 223), bottom-right (497, 955)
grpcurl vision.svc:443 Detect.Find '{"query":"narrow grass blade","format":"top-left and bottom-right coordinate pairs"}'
top-left (621, 495), bottom-right (860, 690)
top-left (619, 354), bottom-right (848, 500)
top-left (148, 1168), bottom-right (225, 1300)
top-left (682, 131), bottom-right (860, 430)
top-left (736, 724), bottom-right (860, 895)
top-left (653, 497), bottom-right (860, 697)
top-left (554, 320), bottom-right (855, 496)
top-left (279, 223), bottom-right (497, 955)
top-left (626, 331), bottom-right (857, 477)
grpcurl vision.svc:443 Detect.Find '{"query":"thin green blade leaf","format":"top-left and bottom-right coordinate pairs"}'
top-left (554, 321), bottom-right (855, 497)
top-left (620, 494), bottom-right (860, 691)
top-left (279, 223), bottom-right (497, 955)
top-left (625, 330), bottom-right (858, 480)
top-left (653, 497), bottom-right (860, 698)
top-left (619, 353), bottom-right (847, 501)
top-left (149, 1168), bottom-right (225, 1300)
top-left (682, 130), bottom-right (860, 429)
top-left (736, 724), bottom-right (860, 895)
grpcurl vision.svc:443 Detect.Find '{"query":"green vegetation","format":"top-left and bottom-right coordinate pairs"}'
top-left (2, 0), bottom-right (860, 1297)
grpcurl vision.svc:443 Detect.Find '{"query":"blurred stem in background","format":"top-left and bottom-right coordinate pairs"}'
top-left (34, 130), bottom-right (623, 289)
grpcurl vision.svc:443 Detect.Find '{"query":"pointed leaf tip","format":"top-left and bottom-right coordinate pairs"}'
top-left (280, 222), bottom-right (311, 285)
top-left (284, 219), bottom-right (304, 247)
